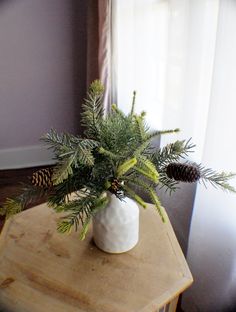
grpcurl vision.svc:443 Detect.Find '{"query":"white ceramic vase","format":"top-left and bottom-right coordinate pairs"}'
top-left (93, 193), bottom-right (139, 253)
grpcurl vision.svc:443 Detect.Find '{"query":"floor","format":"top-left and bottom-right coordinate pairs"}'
top-left (0, 166), bottom-right (184, 312)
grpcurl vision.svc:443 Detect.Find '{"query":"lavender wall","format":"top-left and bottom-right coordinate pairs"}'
top-left (0, 0), bottom-right (84, 151)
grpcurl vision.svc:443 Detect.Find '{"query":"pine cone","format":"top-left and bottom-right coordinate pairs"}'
top-left (31, 168), bottom-right (53, 188)
top-left (108, 178), bottom-right (124, 198)
top-left (166, 163), bottom-right (201, 183)
top-left (109, 178), bottom-right (121, 194)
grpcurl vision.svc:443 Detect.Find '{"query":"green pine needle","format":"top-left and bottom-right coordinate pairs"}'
top-left (1, 183), bottom-right (49, 219)
top-left (138, 157), bottom-right (159, 182)
top-left (79, 217), bottom-right (91, 240)
top-left (147, 128), bottom-right (180, 141)
top-left (98, 147), bottom-right (119, 160)
top-left (148, 188), bottom-right (166, 223)
top-left (130, 91), bottom-right (137, 116)
top-left (133, 166), bottom-right (158, 183)
top-left (52, 157), bottom-right (74, 185)
top-left (123, 185), bottom-right (147, 208)
top-left (117, 157), bottom-right (137, 177)
top-left (1, 198), bottom-right (22, 218)
top-left (197, 165), bottom-right (236, 193)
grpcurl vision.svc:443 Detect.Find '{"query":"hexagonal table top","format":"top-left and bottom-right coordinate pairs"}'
top-left (0, 202), bottom-right (193, 312)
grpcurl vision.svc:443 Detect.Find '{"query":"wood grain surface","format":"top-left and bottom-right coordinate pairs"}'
top-left (0, 202), bottom-right (193, 312)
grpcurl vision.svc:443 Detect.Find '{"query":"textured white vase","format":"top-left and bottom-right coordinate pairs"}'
top-left (93, 193), bottom-right (139, 253)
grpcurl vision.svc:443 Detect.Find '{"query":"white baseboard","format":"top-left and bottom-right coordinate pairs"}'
top-left (0, 145), bottom-right (55, 170)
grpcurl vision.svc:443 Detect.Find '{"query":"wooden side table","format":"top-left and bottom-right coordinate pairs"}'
top-left (0, 202), bottom-right (193, 312)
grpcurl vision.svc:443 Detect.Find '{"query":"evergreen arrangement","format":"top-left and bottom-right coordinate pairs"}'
top-left (1, 80), bottom-right (235, 239)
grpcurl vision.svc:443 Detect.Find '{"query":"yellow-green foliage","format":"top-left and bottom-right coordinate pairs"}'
top-left (117, 158), bottom-right (137, 177)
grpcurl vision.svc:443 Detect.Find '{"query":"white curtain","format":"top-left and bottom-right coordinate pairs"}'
top-left (98, 0), bottom-right (118, 115)
top-left (112, 0), bottom-right (236, 311)
top-left (185, 2), bottom-right (236, 311)
top-left (112, 0), bottom-right (220, 162)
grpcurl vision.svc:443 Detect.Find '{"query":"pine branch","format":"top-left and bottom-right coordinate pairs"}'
top-left (56, 193), bottom-right (109, 238)
top-left (111, 104), bottom-right (126, 118)
top-left (152, 139), bottom-right (195, 170)
top-left (42, 134), bottom-right (98, 185)
top-left (197, 165), bottom-right (236, 193)
top-left (42, 130), bottom-right (97, 188)
top-left (41, 129), bottom-right (88, 154)
top-left (131, 128), bottom-right (179, 159)
top-left (148, 188), bottom-right (166, 223)
top-left (52, 155), bottom-right (74, 185)
top-left (48, 172), bottom-right (83, 207)
top-left (42, 130), bottom-right (97, 165)
top-left (123, 185), bottom-right (147, 208)
top-left (99, 111), bottom-right (137, 156)
top-left (81, 80), bottom-right (105, 139)
top-left (158, 173), bottom-right (179, 194)
top-left (133, 114), bottom-right (148, 143)
top-left (133, 165), bottom-right (158, 183)
top-left (133, 140), bottom-right (150, 157)
top-left (124, 176), bottom-right (154, 193)
top-left (138, 157), bottom-right (159, 182)
top-left (147, 128), bottom-right (180, 141)
top-left (123, 178), bottom-right (166, 222)
top-left (130, 91), bottom-right (136, 116)
top-left (116, 157), bottom-right (137, 177)
top-left (41, 129), bottom-right (73, 154)
top-left (0, 198), bottom-right (22, 218)
top-left (42, 129), bottom-right (97, 151)
top-left (76, 144), bottom-right (95, 166)
top-left (98, 147), bottom-right (120, 160)
top-left (79, 216), bottom-right (91, 240)
top-left (57, 214), bottom-right (80, 234)
top-left (1, 184), bottom-right (48, 218)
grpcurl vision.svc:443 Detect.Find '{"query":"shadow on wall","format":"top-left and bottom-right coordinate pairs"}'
top-left (158, 182), bottom-right (197, 255)
top-left (0, 0), bottom-right (14, 10)
top-left (182, 186), bottom-right (236, 312)
top-left (183, 219), bottom-right (236, 312)
top-left (138, 179), bottom-right (197, 256)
